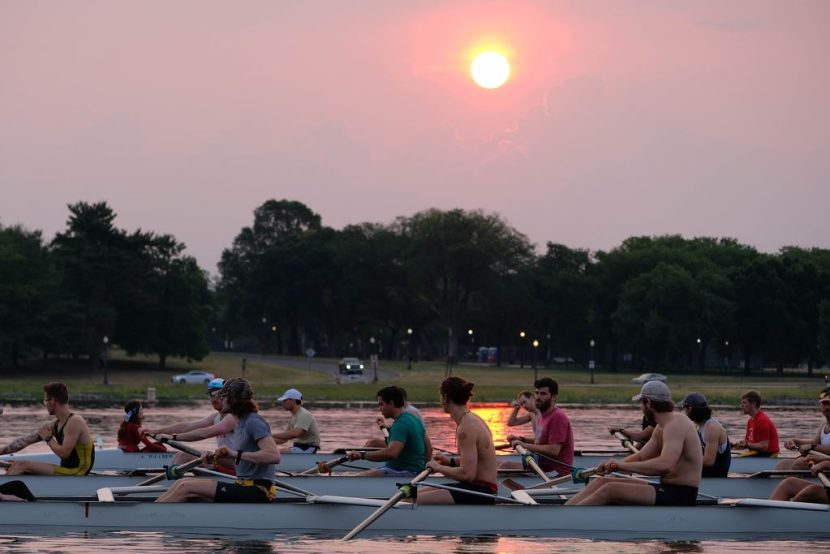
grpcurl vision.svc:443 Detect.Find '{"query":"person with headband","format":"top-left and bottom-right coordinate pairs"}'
top-left (149, 378), bottom-right (237, 474)
top-left (117, 400), bottom-right (166, 452)
top-left (156, 378), bottom-right (280, 503)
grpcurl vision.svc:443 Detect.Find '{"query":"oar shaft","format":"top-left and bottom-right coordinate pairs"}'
top-left (515, 445), bottom-right (551, 482)
top-left (162, 438), bottom-right (202, 457)
top-left (137, 456), bottom-right (205, 486)
top-left (613, 431), bottom-right (639, 454)
top-left (342, 467), bottom-right (432, 541)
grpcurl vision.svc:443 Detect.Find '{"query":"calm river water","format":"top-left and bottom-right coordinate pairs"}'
top-left (0, 402), bottom-right (825, 552)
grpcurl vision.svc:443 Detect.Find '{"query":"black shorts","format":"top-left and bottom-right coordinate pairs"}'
top-left (214, 481), bottom-right (272, 503)
top-left (650, 483), bottom-right (698, 506)
top-left (447, 482), bottom-right (497, 505)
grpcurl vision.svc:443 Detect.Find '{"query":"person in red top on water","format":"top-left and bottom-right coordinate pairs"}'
top-left (733, 390), bottom-right (779, 456)
top-left (117, 400), bottom-right (166, 452)
top-left (507, 377), bottom-right (574, 476)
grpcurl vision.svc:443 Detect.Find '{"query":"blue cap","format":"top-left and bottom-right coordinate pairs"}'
top-left (207, 378), bottom-right (225, 392)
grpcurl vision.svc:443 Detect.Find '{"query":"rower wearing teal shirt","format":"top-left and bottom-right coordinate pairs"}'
top-left (346, 386), bottom-right (432, 476)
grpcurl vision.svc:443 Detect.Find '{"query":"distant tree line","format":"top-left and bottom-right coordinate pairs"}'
top-left (2, 199), bottom-right (830, 375)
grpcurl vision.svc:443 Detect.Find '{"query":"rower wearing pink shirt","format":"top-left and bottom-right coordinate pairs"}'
top-left (507, 377), bottom-right (574, 476)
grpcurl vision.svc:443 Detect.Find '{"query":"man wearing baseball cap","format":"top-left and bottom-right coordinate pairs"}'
top-left (775, 389), bottom-right (830, 470)
top-left (567, 380), bottom-right (702, 506)
top-left (272, 388), bottom-right (320, 453)
top-left (681, 392), bottom-right (731, 477)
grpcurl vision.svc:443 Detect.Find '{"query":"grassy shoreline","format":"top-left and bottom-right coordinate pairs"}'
top-left (0, 351), bottom-right (824, 407)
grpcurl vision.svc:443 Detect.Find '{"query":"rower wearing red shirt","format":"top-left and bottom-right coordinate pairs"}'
top-left (733, 390), bottom-right (779, 456)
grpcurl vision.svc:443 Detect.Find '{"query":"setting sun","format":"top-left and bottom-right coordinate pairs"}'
top-left (470, 51), bottom-right (510, 89)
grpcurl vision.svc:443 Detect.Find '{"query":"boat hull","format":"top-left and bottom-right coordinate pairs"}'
top-left (0, 499), bottom-right (827, 539)
top-left (0, 473), bottom-right (805, 500)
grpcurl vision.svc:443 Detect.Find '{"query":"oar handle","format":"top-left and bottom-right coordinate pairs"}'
top-left (514, 444), bottom-right (551, 482)
top-left (613, 431), bottom-right (639, 453)
top-left (137, 456), bottom-right (206, 486)
top-left (300, 455), bottom-right (348, 476)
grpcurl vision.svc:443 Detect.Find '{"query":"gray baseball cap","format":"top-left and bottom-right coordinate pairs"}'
top-left (632, 380), bottom-right (672, 402)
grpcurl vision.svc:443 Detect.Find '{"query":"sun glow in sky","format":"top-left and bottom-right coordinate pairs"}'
top-left (470, 51), bottom-right (511, 89)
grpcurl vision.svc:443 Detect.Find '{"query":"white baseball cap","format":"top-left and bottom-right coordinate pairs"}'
top-left (277, 388), bottom-right (303, 402)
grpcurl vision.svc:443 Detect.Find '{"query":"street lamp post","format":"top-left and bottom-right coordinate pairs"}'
top-left (723, 340), bottom-right (729, 370)
top-left (545, 333), bottom-right (551, 368)
top-left (519, 331), bottom-right (526, 368)
top-left (696, 337), bottom-right (702, 372)
top-left (589, 339), bottom-right (596, 384)
top-left (370, 336), bottom-right (378, 383)
top-left (468, 329), bottom-right (474, 362)
top-left (261, 316), bottom-right (268, 355)
top-left (532, 339), bottom-right (540, 382)
top-left (102, 335), bottom-right (110, 385)
top-left (406, 328), bottom-right (413, 370)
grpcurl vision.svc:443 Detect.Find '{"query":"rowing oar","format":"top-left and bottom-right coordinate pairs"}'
top-left (136, 456), bottom-right (206, 486)
top-left (342, 467), bottom-right (433, 541)
top-left (612, 431), bottom-right (639, 454)
top-left (300, 455), bottom-right (349, 476)
top-left (158, 437), bottom-right (203, 458)
top-left (514, 444), bottom-right (550, 482)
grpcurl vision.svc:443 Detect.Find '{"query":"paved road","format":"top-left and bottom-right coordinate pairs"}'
top-left (210, 352), bottom-right (400, 384)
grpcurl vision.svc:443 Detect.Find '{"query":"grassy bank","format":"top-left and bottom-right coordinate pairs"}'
top-left (0, 351), bottom-right (824, 407)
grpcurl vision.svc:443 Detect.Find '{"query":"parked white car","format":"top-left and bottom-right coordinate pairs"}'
top-left (632, 372), bottom-right (668, 384)
top-left (171, 370), bottom-right (216, 384)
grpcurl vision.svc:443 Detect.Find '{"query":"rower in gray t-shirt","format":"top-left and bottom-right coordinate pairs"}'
top-left (236, 412), bottom-right (277, 481)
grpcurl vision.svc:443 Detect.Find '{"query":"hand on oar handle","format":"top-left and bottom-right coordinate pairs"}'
top-left (809, 459), bottom-right (830, 475)
top-left (595, 459), bottom-right (619, 476)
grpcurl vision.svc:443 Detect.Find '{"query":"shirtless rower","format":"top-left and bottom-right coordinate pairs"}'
top-left (418, 377), bottom-right (498, 504)
top-left (150, 378), bottom-right (236, 474)
top-left (566, 381), bottom-right (702, 506)
top-left (775, 391), bottom-right (830, 470)
top-left (5, 382), bottom-right (95, 476)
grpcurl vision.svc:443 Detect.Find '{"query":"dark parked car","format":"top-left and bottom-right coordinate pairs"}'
top-left (338, 357), bottom-right (364, 374)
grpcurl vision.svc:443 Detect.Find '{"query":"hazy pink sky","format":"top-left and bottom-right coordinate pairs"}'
top-left (2, 1), bottom-right (828, 272)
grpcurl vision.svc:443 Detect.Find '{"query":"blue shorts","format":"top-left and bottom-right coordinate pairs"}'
top-left (377, 466), bottom-right (417, 477)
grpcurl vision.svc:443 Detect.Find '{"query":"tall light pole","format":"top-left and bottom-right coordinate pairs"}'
top-left (532, 339), bottom-right (540, 382)
top-left (406, 328), bottom-right (413, 370)
top-left (102, 335), bottom-right (110, 385)
top-left (261, 316), bottom-right (268, 355)
top-left (468, 329), bottom-right (474, 361)
top-left (723, 339), bottom-right (729, 371)
top-left (696, 337), bottom-right (702, 372)
top-left (519, 331), bottom-right (526, 368)
top-left (370, 336), bottom-right (378, 383)
top-left (589, 339), bottom-right (596, 384)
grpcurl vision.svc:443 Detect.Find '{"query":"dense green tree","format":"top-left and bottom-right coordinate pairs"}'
top-left (0, 225), bottom-right (53, 368)
top-left (398, 209), bottom-right (534, 363)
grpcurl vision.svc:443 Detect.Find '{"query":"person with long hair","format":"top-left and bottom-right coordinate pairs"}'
top-left (681, 392), bottom-right (730, 477)
top-left (117, 400), bottom-right (166, 452)
top-left (418, 377), bottom-right (499, 504)
top-left (156, 378), bottom-right (280, 503)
